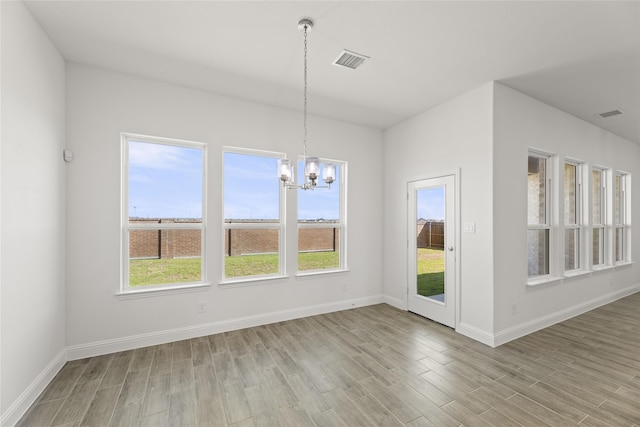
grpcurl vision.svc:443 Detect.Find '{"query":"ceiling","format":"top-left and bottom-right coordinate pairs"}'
top-left (24, 1), bottom-right (640, 144)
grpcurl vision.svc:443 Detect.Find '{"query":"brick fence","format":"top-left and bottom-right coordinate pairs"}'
top-left (224, 226), bottom-right (339, 256)
top-left (130, 219), bottom-right (202, 259)
top-left (129, 219), bottom-right (339, 259)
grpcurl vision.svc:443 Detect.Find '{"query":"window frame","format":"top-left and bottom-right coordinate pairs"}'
top-left (527, 150), bottom-right (555, 282)
top-left (296, 157), bottom-right (348, 275)
top-left (563, 159), bottom-right (585, 274)
top-left (120, 133), bottom-right (208, 295)
top-left (221, 146), bottom-right (288, 284)
top-left (590, 166), bottom-right (608, 269)
top-left (614, 172), bottom-right (631, 265)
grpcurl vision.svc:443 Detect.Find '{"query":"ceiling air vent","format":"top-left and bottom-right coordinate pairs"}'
top-left (333, 49), bottom-right (369, 70)
top-left (597, 109), bottom-right (623, 118)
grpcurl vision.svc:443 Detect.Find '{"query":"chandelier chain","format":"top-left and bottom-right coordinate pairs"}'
top-left (303, 23), bottom-right (308, 157)
top-left (279, 19), bottom-right (332, 191)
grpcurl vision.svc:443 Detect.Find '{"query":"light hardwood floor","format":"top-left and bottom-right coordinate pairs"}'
top-left (17, 292), bottom-right (640, 426)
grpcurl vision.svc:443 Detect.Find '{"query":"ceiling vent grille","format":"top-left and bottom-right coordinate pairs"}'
top-left (597, 109), bottom-right (623, 118)
top-left (333, 50), bottom-right (369, 70)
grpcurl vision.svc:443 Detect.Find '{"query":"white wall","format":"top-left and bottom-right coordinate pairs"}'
top-left (1, 1), bottom-right (67, 423)
top-left (65, 64), bottom-right (384, 353)
top-left (383, 83), bottom-right (495, 341)
top-left (492, 83), bottom-right (640, 342)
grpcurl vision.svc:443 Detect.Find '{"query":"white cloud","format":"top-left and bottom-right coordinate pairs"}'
top-left (129, 141), bottom-right (199, 170)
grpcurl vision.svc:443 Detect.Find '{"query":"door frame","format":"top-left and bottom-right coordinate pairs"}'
top-left (406, 170), bottom-right (461, 330)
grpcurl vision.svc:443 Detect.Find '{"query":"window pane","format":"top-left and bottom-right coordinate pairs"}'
top-left (592, 227), bottom-right (604, 266)
top-left (298, 227), bottom-right (340, 272)
top-left (416, 188), bottom-right (446, 301)
top-left (615, 227), bottom-right (624, 262)
top-left (129, 229), bottom-right (202, 286)
top-left (297, 160), bottom-right (344, 273)
top-left (615, 175), bottom-right (622, 225)
top-left (564, 228), bottom-right (580, 271)
top-left (298, 162), bottom-right (341, 221)
top-left (564, 164), bottom-right (577, 225)
top-left (224, 152), bottom-right (280, 221)
top-left (129, 141), bottom-right (203, 220)
top-left (592, 170), bottom-right (602, 225)
top-left (528, 156), bottom-right (546, 225)
top-left (224, 228), bottom-right (280, 277)
top-left (223, 151), bottom-right (282, 279)
top-left (126, 138), bottom-right (204, 289)
top-left (528, 229), bottom-right (549, 277)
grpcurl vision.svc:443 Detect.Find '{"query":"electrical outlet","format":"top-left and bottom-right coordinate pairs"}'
top-left (342, 282), bottom-right (348, 292)
top-left (197, 301), bottom-right (206, 313)
top-left (512, 303), bottom-right (518, 315)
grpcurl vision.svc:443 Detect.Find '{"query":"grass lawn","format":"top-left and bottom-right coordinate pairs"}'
top-left (417, 248), bottom-right (445, 297)
top-left (130, 251), bottom-right (340, 285)
top-left (225, 253), bottom-right (279, 277)
top-left (298, 251), bottom-right (340, 272)
top-left (225, 251), bottom-right (339, 277)
top-left (129, 257), bottom-right (202, 286)
top-left (131, 250), bottom-right (437, 287)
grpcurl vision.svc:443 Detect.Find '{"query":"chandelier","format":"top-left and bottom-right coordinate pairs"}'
top-left (278, 19), bottom-right (335, 190)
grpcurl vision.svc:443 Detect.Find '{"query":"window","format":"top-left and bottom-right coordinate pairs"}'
top-left (223, 148), bottom-right (285, 281)
top-left (528, 153), bottom-right (551, 278)
top-left (591, 167), bottom-right (606, 267)
top-left (614, 172), bottom-right (630, 263)
top-left (122, 134), bottom-right (206, 291)
top-left (564, 161), bottom-right (583, 272)
top-left (297, 159), bottom-right (346, 273)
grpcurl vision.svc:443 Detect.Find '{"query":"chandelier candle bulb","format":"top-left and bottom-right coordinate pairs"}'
top-left (323, 163), bottom-right (336, 185)
top-left (279, 159), bottom-right (293, 183)
top-left (305, 157), bottom-right (320, 182)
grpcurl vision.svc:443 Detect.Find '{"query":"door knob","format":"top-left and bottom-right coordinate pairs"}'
top-left (448, 246), bottom-right (454, 251)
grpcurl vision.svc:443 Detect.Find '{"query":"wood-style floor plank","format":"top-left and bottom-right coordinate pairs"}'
top-left (17, 292), bottom-right (640, 426)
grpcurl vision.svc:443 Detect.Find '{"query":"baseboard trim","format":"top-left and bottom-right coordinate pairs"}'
top-left (456, 322), bottom-right (496, 347)
top-left (1, 348), bottom-right (67, 427)
top-left (493, 284), bottom-right (640, 346)
top-left (67, 295), bottom-right (383, 360)
top-left (382, 295), bottom-right (404, 310)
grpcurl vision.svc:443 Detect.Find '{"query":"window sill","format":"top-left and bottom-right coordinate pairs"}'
top-left (296, 269), bottom-right (350, 279)
top-left (615, 261), bottom-right (634, 268)
top-left (527, 276), bottom-right (563, 287)
top-left (116, 283), bottom-right (210, 299)
top-left (563, 270), bottom-right (591, 279)
top-left (219, 275), bottom-right (289, 287)
top-left (591, 265), bottom-right (616, 273)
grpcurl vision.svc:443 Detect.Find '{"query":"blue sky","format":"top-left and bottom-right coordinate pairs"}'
top-left (223, 153), bottom-right (340, 220)
top-left (223, 152), bottom-right (280, 220)
top-left (417, 186), bottom-right (445, 220)
top-left (128, 143), bottom-right (340, 220)
top-left (128, 141), bottom-right (203, 219)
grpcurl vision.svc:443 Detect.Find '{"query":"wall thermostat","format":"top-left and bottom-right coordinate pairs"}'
top-left (63, 149), bottom-right (73, 163)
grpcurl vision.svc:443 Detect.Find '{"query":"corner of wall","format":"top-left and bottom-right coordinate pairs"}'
top-left (1, 1), bottom-right (67, 422)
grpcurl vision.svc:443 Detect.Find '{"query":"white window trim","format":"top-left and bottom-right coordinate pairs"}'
top-left (221, 146), bottom-right (288, 284)
top-left (590, 166), bottom-right (608, 269)
top-left (614, 171), bottom-right (631, 265)
top-left (120, 133), bottom-right (208, 295)
top-left (527, 150), bottom-right (557, 283)
top-left (296, 157), bottom-right (348, 275)
top-left (563, 159), bottom-right (585, 275)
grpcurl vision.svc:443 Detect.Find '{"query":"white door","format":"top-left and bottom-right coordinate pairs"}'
top-left (407, 175), bottom-right (456, 328)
